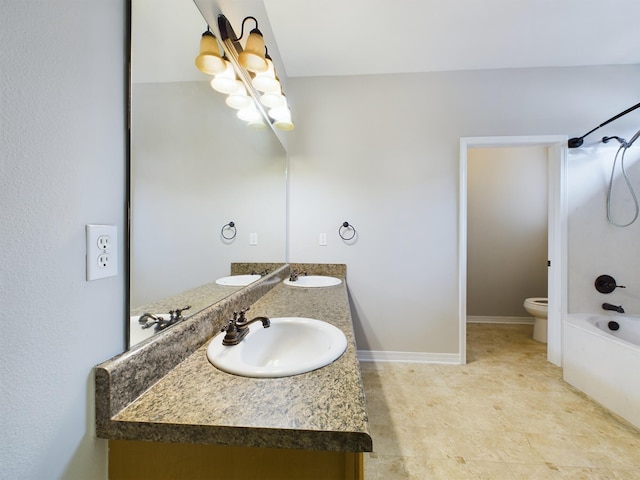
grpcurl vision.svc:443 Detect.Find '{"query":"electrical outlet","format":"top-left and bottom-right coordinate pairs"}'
top-left (97, 253), bottom-right (111, 268)
top-left (250, 233), bottom-right (258, 245)
top-left (86, 224), bottom-right (118, 281)
top-left (97, 235), bottom-right (111, 250)
top-left (319, 233), bottom-right (327, 246)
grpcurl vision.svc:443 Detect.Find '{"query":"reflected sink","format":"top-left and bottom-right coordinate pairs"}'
top-left (129, 314), bottom-right (169, 346)
top-left (215, 274), bottom-right (261, 286)
top-left (283, 276), bottom-right (342, 288)
top-left (206, 317), bottom-right (347, 378)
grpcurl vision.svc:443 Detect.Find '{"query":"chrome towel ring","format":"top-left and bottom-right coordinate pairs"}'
top-left (221, 221), bottom-right (237, 240)
top-left (339, 221), bottom-right (356, 241)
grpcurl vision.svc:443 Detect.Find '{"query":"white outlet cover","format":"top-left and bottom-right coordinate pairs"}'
top-left (86, 224), bottom-right (118, 281)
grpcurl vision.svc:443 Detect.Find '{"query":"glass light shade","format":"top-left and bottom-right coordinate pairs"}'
top-left (195, 32), bottom-right (226, 75)
top-left (274, 109), bottom-right (294, 130)
top-left (268, 104), bottom-right (291, 122)
top-left (252, 58), bottom-right (280, 93)
top-left (247, 119), bottom-right (267, 130)
top-left (237, 104), bottom-right (262, 123)
top-left (238, 29), bottom-right (268, 73)
top-left (269, 100), bottom-right (295, 130)
top-left (275, 118), bottom-right (295, 131)
top-left (260, 89), bottom-right (286, 109)
top-left (210, 61), bottom-right (240, 94)
top-left (225, 83), bottom-right (252, 110)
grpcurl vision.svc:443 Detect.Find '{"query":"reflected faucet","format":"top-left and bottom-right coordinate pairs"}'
top-left (289, 270), bottom-right (307, 281)
top-left (602, 303), bottom-right (625, 314)
top-left (221, 307), bottom-right (270, 345)
top-left (139, 305), bottom-right (191, 331)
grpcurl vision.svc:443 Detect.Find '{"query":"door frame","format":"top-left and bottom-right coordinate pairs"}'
top-left (459, 135), bottom-right (567, 366)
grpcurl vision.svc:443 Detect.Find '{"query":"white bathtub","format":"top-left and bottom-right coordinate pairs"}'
top-left (563, 314), bottom-right (640, 429)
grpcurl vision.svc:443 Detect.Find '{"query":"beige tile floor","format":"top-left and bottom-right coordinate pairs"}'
top-left (361, 323), bottom-right (640, 479)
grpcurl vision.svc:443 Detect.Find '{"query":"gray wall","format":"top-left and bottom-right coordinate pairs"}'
top-left (1, 1), bottom-right (126, 479)
top-left (130, 81), bottom-right (286, 308)
top-left (287, 65), bottom-right (640, 354)
top-left (467, 146), bottom-right (548, 318)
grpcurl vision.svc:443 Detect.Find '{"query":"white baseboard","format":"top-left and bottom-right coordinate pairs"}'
top-left (467, 315), bottom-right (534, 325)
top-left (357, 350), bottom-right (461, 364)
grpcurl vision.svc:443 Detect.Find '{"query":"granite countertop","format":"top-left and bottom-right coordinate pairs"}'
top-left (96, 266), bottom-right (372, 452)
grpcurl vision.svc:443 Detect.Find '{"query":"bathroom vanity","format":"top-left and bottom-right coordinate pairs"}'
top-left (95, 264), bottom-right (371, 479)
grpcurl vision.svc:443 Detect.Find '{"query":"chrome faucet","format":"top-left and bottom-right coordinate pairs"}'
top-left (221, 307), bottom-right (270, 345)
top-left (139, 305), bottom-right (191, 331)
top-left (289, 270), bottom-right (307, 281)
top-left (602, 303), bottom-right (625, 314)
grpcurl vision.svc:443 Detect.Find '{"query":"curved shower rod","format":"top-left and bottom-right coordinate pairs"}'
top-left (568, 101), bottom-right (640, 148)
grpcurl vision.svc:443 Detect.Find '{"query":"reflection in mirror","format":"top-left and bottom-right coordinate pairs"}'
top-left (128, 0), bottom-right (287, 349)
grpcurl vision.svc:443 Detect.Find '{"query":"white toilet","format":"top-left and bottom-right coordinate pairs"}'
top-left (524, 297), bottom-right (548, 343)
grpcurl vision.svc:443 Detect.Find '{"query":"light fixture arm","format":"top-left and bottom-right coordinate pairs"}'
top-left (238, 16), bottom-right (260, 41)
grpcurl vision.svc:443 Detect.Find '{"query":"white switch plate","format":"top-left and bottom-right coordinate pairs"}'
top-left (86, 224), bottom-right (118, 281)
top-left (249, 232), bottom-right (258, 245)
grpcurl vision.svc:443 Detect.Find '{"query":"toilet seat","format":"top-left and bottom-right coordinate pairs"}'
top-left (525, 297), bottom-right (547, 307)
top-left (524, 297), bottom-right (548, 343)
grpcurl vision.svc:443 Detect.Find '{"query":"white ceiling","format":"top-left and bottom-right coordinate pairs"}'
top-left (138, 0), bottom-right (640, 83)
top-left (262, 0), bottom-right (640, 77)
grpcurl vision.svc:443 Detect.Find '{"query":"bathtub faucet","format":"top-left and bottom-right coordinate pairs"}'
top-left (602, 303), bottom-right (625, 314)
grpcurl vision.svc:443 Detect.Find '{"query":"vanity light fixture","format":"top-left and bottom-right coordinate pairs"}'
top-left (195, 15), bottom-right (294, 131)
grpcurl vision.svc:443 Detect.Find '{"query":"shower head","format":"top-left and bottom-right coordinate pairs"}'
top-left (602, 129), bottom-right (640, 148)
top-left (627, 129), bottom-right (640, 148)
top-left (602, 135), bottom-right (627, 146)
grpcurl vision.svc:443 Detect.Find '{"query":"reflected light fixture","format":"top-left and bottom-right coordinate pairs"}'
top-left (194, 15), bottom-right (294, 130)
top-left (225, 82), bottom-right (252, 110)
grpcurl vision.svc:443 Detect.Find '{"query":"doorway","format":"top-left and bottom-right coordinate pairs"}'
top-left (459, 136), bottom-right (567, 366)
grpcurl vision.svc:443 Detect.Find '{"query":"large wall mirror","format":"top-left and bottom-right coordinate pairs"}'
top-left (128, 0), bottom-right (288, 348)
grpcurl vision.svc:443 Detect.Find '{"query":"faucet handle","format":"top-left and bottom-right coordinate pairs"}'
top-left (170, 305), bottom-right (192, 320)
top-left (236, 307), bottom-right (250, 323)
top-left (221, 318), bottom-right (245, 345)
top-left (595, 275), bottom-right (626, 294)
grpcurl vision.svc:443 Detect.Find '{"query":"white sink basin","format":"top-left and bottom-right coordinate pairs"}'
top-left (283, 275), bottom-right (342, 288)
top-left (215, 274), bottom-right (261, 286)
top-left (206, 317), bottom-right (347, 378)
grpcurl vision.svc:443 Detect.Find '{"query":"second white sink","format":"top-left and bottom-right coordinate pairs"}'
top-left (206, 317), bottom-right (347, 378)
top-left (283, 276), bottom-right (342, 287)
top-left (215, 274), bottom-right (261, 286)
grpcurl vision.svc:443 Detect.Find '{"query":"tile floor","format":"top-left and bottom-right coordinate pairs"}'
top-left (361, 323), bottom-right (640, 479)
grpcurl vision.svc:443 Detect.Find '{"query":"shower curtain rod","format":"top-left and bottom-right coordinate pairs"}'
top-left (568, 101), bottom-right (640, 148)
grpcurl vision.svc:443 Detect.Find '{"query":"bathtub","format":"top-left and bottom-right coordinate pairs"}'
top-left (563, 314), bottom-right (640, 429)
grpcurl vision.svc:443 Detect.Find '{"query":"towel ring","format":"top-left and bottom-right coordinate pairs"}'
top-left (338, 221), bottom-right (356, 241)
top-left (221, 221), bottom-right (237, 240)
